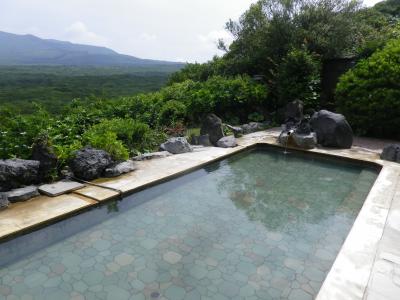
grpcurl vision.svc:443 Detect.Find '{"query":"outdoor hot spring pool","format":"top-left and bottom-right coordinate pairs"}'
top-left (0, 147), bottom-right (379, 300)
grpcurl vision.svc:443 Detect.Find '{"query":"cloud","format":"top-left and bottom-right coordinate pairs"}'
top-left (64, 21), bottom-right (108, 46)
top-left (198, 29), bottom-right (234, 51)
top-left (140, 33), bottom-right (157, 42)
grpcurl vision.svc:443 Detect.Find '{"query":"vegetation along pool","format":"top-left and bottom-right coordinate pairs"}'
top-left (0, 147), bottom-right (379, 300)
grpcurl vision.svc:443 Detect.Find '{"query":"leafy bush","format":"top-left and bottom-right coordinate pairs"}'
top-left (83, 130), bottom-right (129, 161)
top-left (336, 39), bottom-right (400, 138)
top-left (158, 100), bottom-right (187, 126)
top-left (248, 112), bottom-right (264, 122)
top-left (81, 118), bottom-right (158, 158)
top-left (174, 75), bottom-right (268, 123)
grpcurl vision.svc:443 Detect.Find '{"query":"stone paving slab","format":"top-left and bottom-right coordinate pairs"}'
top-left (74, 185), bottom-right (120, 201)
top-left (39, 180), bottom-right (85, 197)
top-left (0, 194), bottom-right (96, 239)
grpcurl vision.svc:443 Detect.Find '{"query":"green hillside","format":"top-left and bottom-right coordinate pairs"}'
top-left (0, 65), bottom-right (183, 113)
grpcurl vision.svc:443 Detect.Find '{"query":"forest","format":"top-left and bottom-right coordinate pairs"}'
top-left (0, 65), bottom-right (182, 113)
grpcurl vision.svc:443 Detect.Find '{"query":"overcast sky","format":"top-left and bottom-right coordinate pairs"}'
top-left (0, 0), bottom-right (383, 63)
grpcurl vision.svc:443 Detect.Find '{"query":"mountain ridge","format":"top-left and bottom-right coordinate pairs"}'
top-left (0, 31), bottom-right (182, 66)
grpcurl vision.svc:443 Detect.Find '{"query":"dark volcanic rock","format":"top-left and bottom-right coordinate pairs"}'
top-left (31, 138), bottom-right (58, 181)
top-left (241, 122), bottom-right (265, 134)
top-left (381, 144), bottom-right (400, 163)
top-left (69, 147), bottom-right (114, 181)
top-left (217, 136), bottom-right (237, 148)
top-left (310, 110), bottom-right (353, 149)
top-left (6, 186), bottom-right (39, 203)
top-left (295, 118), bottom-right (312, 135)
top-left (200, 114), bottom-right (224, 146)
top-left (225, 124), bottom-right (243, 137)
top-left (0, 159), bottom-right (40, 192)
top-left (104, 160), bottom-right (137, 178)
top-left (292, 133), bottom-right (317, 149)
top-left (161, 137), bottom-right (193, 154)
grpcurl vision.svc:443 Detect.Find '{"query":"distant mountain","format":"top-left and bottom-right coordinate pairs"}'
top-left (0, 31), bottom-right (182, 66)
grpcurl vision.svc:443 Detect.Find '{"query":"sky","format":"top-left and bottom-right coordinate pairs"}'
top-left (0, 0), bottom-right (383, 63)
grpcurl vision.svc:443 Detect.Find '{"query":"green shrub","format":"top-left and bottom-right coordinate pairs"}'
top-left (163, 75), bottom-right (268, 123)
top-left (336, 39), bottom-right (400, 138)
top-left (248, 112), bottom-right (264, 122)
top-left (53, 140), bottom-right (83, 167)
top-left (158, 100), bottom-right (187, 126)
top-left (83, 130), bottom-right (129, 161)
top-left (81, 118), bottom-right (163, 158)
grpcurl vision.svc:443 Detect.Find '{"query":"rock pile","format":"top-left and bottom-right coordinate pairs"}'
top-left (381, 144), bottom-right (400, 163)
top-left (278, 100), bottom-right (353, 150)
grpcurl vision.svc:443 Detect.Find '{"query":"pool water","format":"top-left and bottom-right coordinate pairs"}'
top-left (0, 148), bottom-right (378, 300)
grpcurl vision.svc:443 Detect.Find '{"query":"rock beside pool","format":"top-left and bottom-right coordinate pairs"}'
top-left (6, 186), bottom-right (39, 203)
top-left (161, 137), bottom-right (193, 154)
top-left (0, 159), bottom-right (40, 192)
top-left (310, 110), bottom-right (353, 149)
top-left (104, 160), bottom-right (137, 177)
top-left (132, 151), bottom-right (172, 161)
top-left (200, 114), bottom-right (224, 146)
top-left (241, 122), bottom-right (265, 134)
top-left (0, 193), bottom-right (9, 209)
top-left (31, 137), bottom-right (58, 181)
top-left (217, 136), bottom-right (237, 148)
top-left (292, 132), bottom-right (317, 149)
top-left (225, 124), bottom-right (243, 137)
top-left (381, 144), bottom-right (400, 163)
top-left (69, 147), bottom-right (114, 181)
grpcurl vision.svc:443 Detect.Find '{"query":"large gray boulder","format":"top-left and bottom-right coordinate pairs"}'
top-left (0, 159), bottom-right (40, 192)
top-left (310, 110), bottom-right (353, 149)
top-left (69, 147), bottom-right (114, 181)
top-left (104, 160), bottom-right (137, 177)
top-left (217, 136), bottom-right (237, 148)
top-left (31, 137), bottom-right (58, 181)
top-left (200, 114), bottom-right (224, 146)
top-left (161, 137), bottom-right (193, 154)
top-left (6, 186), bottom-right (39, 203)
top-left (381, 144), bottom-right (400, 163)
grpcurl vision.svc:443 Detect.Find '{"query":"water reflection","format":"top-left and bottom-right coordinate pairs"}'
top-left (218, 149), bottom-right (377, 231)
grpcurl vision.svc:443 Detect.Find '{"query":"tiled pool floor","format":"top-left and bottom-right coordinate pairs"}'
top-left (0, 149), bottom-right (378, 300)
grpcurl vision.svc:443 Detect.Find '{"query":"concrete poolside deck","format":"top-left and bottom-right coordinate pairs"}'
top-left (0, 129), bottom-right (399, 299)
